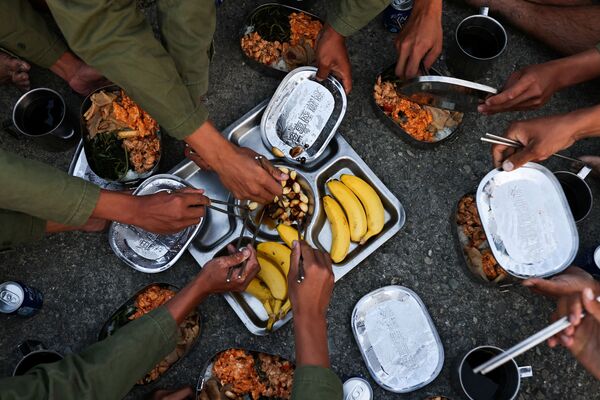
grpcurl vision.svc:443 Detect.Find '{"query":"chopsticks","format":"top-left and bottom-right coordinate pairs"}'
top-left (480, 133), bottom-right (585, 165)
top-left (473, 296), bottom-right (600, 375)
top-left (296, 218), bottom-right (309, 283)
top-left (226, 213), bottom-right (250, 282)
top-left (237, 208), bottom-right (266, 279)
top-left (206, 198), bottom-right (254, 222)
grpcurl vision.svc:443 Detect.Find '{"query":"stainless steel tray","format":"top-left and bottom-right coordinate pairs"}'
top-left (168, 100), bottom-right (406, 335)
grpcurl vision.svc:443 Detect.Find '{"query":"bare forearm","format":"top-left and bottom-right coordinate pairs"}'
top-left (413, 0), bottom-right (442, 18)
top-left (91, 190), bottom-right (137, 224)
top-left (293, 315), bottom-right (330, 368)
top-left (553, 49), bottom-right (600, 90)
top-left (184, 120), bottom-right (235, 169)
top-left (571, 105), bottom-right (600, 141)
top-left (165, 276), bottom-right (211, 324)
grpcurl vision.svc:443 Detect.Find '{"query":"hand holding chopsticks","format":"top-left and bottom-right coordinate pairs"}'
top-left (481, 133), bottom-right (585, 166)
top-left (474, 290), bottom-right (600, 376)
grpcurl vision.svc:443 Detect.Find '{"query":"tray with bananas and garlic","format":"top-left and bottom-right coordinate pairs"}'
top-left (169, 94), bottom-right (405, 335)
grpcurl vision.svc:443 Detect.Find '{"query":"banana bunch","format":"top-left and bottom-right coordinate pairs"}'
top-left (243, 241), bottom-right (293, 330)
top-left (323, 174), bottom-right (385, 263)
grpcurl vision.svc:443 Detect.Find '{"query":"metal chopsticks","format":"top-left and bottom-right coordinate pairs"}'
top-left (480, 133), bottom-right (585, 165)
top-left (226, 213), bottom-right (250, 282)
top-left (473, 296), bottom-right (600, 375)
top-left (237, 209), bottom-right (266, 279)
top-left (296, 218), bottom-right (309, 283)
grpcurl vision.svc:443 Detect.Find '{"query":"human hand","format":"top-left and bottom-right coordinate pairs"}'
top-left (198, 244), bottom-right (260, 294)
top-left (184, 144), bottom-right (212, 171)
top-left (491, 113), bottom-right (579, 171)
top-left (478, 63), bottom-right (561, 114)
top-left (523, 267), bottom-right (600, 299)
top-left (130, 188), bottom-right (208, 234)
top-left (288, 241), bottom-right (334, 319)
top-left (394, 0), bottom-right (443, 80)
top-left (548, 288), bottom-right (600, 379)
top-left (212, 146), bottom-right (287, 203)
top-left (315, 24), bottom-right (352, 94)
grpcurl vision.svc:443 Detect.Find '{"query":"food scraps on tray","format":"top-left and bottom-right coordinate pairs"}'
top-left (456, 195), bottom-right (508, 282)
top-left (241, 10), bottom-right (322, 71)
top-left (211, 348), bottom-right (294, 400)
top-left (84, 90), bottom-right (160, 176)
top-left (264, 167), bottom-right (309, 226)
top-left (373, 76), bottom-right (463, 142)
top-left (128, 285), bottom-right (200, 384)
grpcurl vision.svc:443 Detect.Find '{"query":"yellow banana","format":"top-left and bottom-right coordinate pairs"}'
top-left (327, 180), bottom-right (367, 242)
top-left (279, 298), bottom-right (292, 319)
top-left (322, 195), bottom-right (351, 263)
top-left (258, 242), bottom-right (291, 277)
top-left (276, 224), bottom-right (302, 248)
top-left (272, 299), bottom-right (283, 316)
top-left (244, 278), bottom-right (273, 303)
top-left (257, 256), bottom-right (287, 300)
top-left (340, 174), bottom-right (385, 244)
top-left (263, 300), bottom-right (273, 316)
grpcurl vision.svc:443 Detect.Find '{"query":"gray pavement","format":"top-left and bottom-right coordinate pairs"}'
top-left (2, 0), bottom-right (600, 399)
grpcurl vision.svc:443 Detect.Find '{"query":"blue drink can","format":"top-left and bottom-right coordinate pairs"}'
top-left (383, 0), bottom-right (414, 33)
top-left (0, 281), bottom-right (44, 317)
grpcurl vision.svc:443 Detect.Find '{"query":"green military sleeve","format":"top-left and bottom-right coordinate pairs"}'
top-left (0, 148), bottom-right (100, 226)
top-left (0, 306), bottom-right (178, 400)
top-left (46, 0), bottom-right (211, 140)
top-left (0, 0), bottom-right (67, 68)
top-left (291, 365), bottom-right (343, 400)
top-left (327, 0), bottom-right (390, 37)
top-left (596, 42), bottom-right (600, 53)
top-left (0, 210), bottom-right (46, 251)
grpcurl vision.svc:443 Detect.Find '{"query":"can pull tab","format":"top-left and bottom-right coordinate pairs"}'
top-left (577, 165), bottom-right (592, 180)
top-left (480, 6), bottom-right (489, 15)
top-left (345, 385), bottom-right (366, 400)
top-left (518, 365), bottom-right (534, 379)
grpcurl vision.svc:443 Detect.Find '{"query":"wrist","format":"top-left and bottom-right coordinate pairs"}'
top-left (93, 190), bottom-right (137, 225)
top-left (323, 23), bottom-right (346, 40)
top-left (569, 105), bottom-right (600, 141)
top-left (414, 0), bottom-right (442, 15)
top-left (49, 51), bottom-right (80, 83)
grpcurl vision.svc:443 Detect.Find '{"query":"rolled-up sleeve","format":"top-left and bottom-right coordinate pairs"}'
top-left (46, 0), bottom-right (209, 139)
top-left (0, 210), bottom-right (46, 250)
top-left (291, 365), bottom-right (343, 400)
top-left (327, 0), bottom-right (389, 37)
top-left (0, 307), bottom-right (178, 400)
top-left (0, 148), bottom-right (100, 227)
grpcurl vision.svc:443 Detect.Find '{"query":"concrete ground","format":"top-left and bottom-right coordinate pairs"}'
top-left (1, 0), bottom-right (600, 399)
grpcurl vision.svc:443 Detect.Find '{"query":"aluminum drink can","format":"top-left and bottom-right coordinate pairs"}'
top-left (0, 281), bottom-right (44, 317)
top-left (383, 0), bottom-right (414, 33)
top-left (343, 377), bottom-right (373, 400)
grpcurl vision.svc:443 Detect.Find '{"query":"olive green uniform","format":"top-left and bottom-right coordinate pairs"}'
top-left (0, 306), bottom-right (343, 399)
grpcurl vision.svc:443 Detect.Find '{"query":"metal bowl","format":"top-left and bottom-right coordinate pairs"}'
top-left (80, 84), bottom-right (161, 184)
top-left (239, 3), bottom-right (323, 77)
top-left (372, 64), bottom-right (464, 148)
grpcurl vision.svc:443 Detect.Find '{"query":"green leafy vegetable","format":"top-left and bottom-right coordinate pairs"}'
top-left (250, 6), bottom-right (291, 43)
top-left (87, 132), bottom-right (129, 180)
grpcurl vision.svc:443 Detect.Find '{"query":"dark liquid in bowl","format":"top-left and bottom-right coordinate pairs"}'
top-left (22, 97), bottom-right (63, 135)
top-left (458, 26), bottom-right (502, 59)
top-left (558, 178), bottom-right (589, 221)
top-left (461, 349), bottom-right (517, 400)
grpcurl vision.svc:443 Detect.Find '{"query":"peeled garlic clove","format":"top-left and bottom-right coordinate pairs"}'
top-left (293, 182), bottom-right (301, 193)
top-left (271, 147), bottom-right (285, 158)
top-left (278, 166), bottom-right (290, 174)
top-left (299, 193), bottom-right (308, 203)
top-left (290, 170), bottom-right (297, 180)
top-left (273, 196), bottom-right (279, 203)
top-left (280, 180), bottom-right (287, 187)
top-left (282, 187), bottom-right (291, 195)
top-left (290, 199), bottom-right (300, 207)
top-left (299, 202), bottom-right (308, 213)
top-left (290, 146), bottom-right (304, 158)
top-left (248, 201), bottom-right (258, 211)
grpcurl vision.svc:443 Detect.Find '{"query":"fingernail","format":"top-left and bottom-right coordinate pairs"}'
top-left (502, 160), bottom-right (514, 172)
top-left (584, 287), bottom-right (595, 301)
top-left (241, 248), bottom-right (250, 257)
top-left (560, 334), bottom-right (570, 343)
top-left (477, 105), bottom-right (484, 112)
top-left (522, 280), bottom-right (534, 287)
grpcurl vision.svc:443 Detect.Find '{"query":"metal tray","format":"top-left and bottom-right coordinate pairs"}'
top-left (195, 348), bottom-right (294, 398)
top-left (167, 100), bottom-right (406, 335)
top-left (240, 3), bottom-right (322, 76)
top-left (476, 163), bottom-right (578, 278)
top-left (261, 66), bottom-right (346, 164)
top-left (79, 85), bottom-right (162, 184)
top-left (98, 283), bottom-right (201, 386)
top-left (351, 285), bottom-right (444, 393)
top-left (373, 64), bottom-right (464, 148)
top-left (108, 174), bottom-right (203, 274)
